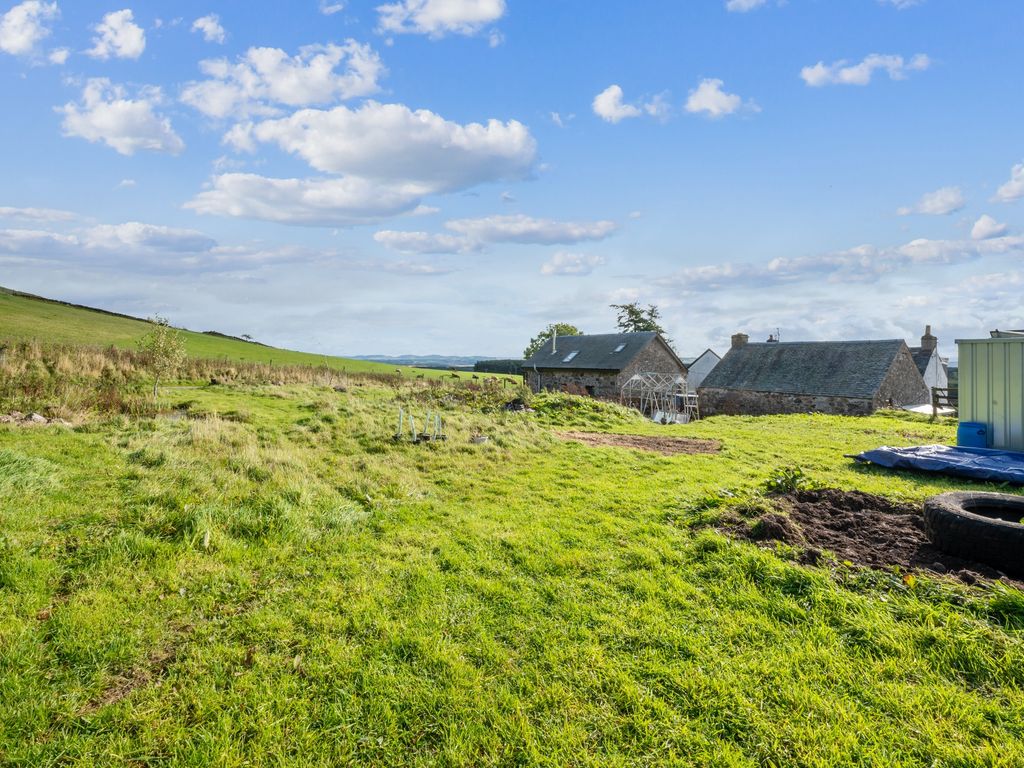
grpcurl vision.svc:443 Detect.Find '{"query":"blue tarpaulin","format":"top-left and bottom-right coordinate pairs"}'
top-left (852, 444), bottom-right (1024, 485)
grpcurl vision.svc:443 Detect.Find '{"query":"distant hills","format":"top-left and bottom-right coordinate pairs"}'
top-left (352, 354), bottom-right (499, 370)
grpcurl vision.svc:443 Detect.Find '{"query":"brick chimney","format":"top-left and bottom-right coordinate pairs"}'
top-left (731, 332), bottom-right (749, 350)
top-left (920, 325), bottom-right (937, 352)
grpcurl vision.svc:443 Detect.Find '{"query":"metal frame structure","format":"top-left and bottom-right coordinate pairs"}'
top-left (620, 372), bottom-right (699, 423)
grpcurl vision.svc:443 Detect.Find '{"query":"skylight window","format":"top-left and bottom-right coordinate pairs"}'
top-left (562, 350), bottom-right (579, 363)
top-left (613, 343), bottom-right (626, 353)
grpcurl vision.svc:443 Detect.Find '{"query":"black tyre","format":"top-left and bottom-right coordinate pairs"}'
top-left (923, 492), bottom-right (1024, 577)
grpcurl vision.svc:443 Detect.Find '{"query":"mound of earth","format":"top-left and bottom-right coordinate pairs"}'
top-left (557, 431), bottom-right (721, 456)
top-left (740, 488), bottom-right (1021, 587)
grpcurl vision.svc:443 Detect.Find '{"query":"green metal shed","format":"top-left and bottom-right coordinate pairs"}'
top-left (956, 336), bottom-right (1024, 451)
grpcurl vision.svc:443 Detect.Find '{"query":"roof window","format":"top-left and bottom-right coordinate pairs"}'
top-left (613, 343), bottom-right (626, 352)
top-left (562, 350), bottom-right (579, 362)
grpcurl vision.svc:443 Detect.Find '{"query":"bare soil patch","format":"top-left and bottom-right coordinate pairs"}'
top-left (738, 489), bottom-right (1022, 587)
top-left (557, 431), bottom-right (721, 456)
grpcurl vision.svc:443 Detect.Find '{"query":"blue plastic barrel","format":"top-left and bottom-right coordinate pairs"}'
top-left (957, 421), bottom-right (988, 449)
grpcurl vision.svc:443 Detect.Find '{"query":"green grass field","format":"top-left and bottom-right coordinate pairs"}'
top-left (2, 379), bottom-right (1023, 766)
top-left (0, 288), bottom-right (480, 379)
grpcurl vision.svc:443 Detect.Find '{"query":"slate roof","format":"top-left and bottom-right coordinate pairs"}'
top-left (681, 349), bottom-right (720, 369)
top-left (908, 347), bottom-right (934, 377)
top-left (700, 340), bottom-right (910, 399)
top-left (523, 332), bottom-right (663, 371)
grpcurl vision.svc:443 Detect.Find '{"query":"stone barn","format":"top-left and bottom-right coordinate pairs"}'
top-left (524, 332), bottom-right (686, 398)
top-left (699, 333), bottom-right (930, 416)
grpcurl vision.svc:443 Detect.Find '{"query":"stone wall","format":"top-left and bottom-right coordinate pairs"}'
top-left (525, 368), bottom-right (621, 398)
top-left (618, 337), bottom-right (687, 383)
top-left (874, 348), bottom-right (932, 408)
top-left (699, 388), bottom-right (875, 417)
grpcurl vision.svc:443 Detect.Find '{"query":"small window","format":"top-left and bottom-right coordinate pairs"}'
top-left (562, 350), bottom-right (579, 362)
top-left (613, 343), bottom-right (626, 353)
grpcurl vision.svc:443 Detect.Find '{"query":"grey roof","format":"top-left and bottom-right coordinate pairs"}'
top-left (700, 339), bottom-right (910, 398)
top-left (908, 347), bottom-right (933, 377)
top-left (524, 331), bottom-right (661, 371)
top-left (681, 348), bottom-right (720, 368)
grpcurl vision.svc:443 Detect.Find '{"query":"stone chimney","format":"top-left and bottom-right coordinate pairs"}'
top-left (920, 325), bottom-right (937, 352)
top-left (731, 332), bottom-right (749, 350)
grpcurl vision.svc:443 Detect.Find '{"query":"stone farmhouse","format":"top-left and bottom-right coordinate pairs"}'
top-left (699, 333), bottom-right (930, 416)
top-left (908, 325), bottom-right (949, 391)
top-left (681, 349), bottom-right (721, 393)
top-left (523, 332), bottom-right (687, 399)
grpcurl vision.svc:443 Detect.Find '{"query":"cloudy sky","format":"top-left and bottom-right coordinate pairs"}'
top-left (1, 0), bottom-right (1022, 358)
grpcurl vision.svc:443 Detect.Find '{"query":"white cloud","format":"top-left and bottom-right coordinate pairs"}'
top-left (971, 214), bottom-right (1008, 240)
top-left (47, 46), bottom-right (67, 64)
top-left (685, 78), bottom-right (755, 118)
top-left (0, 0), bottom-right (57, 56)
top-left (59, 78), bottom-right (184, 156)
top-left (0, 217), bottom-right (459, 282)
top-left (241, 102), bottom-right (535, 187)
top-left (879, 0), bottom-right (923, 8)
top-left (373, 229), bottom-right (476, 254)
top-left (592, 84), bottom-right (671, 124)
top-left (994, 162), bottom-right (1024, 203)
top-left (550, 111), bottom-right (574, 128)
top-left (658, 235), bottom-right (1024, 293)
top-left (446, 214), bottom-right (617, 244)
top-left (189, 101), bottom-right (536, 226)
top-left (801, 53), bottom-right (929, 87)
top-left (592, 85), bottom-right (641, 123)
top-left (896, 186), bottom-right (965, 216)
top-left (186, 174), bottom-right (427, 227)
top-left (319, 1), bottom-right (345, 14)
top-left (0, 205), bottom-right (78, 222)
top-left (181, 41), bottom-right (385, 119)
top-left (87, 9), bottom-right (145, 60)
top-left (540, 251), bottom-right (605, 276)
top-left (191, 14), bottom-right (225, 44)
top-left (116, 178), bottom-right (136, 189)
top-left (375, 214), bottom-right (618, 254)
top-left (725, 0), bottom-right (767, 11)
top-left (84, 222), bottom-right (217, 253)
top-left (377, 0), bottom-right (505, 38)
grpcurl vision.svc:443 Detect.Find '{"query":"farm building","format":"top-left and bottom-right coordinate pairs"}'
top-left (956, 334), bottom-right (1024, 451)
top-left (523, 331), bottom-right (686, 398)
top-left (681, 349), bottom-right (721, 393)
top-left (699, 333), bottom-right (931, 416)
top-left (908, 325), bottom-right (949, 391)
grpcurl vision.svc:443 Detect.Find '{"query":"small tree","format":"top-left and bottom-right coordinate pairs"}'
top-left (138, 316), bottom-right (186, 397)
top-left (610, 302), bottom-right (668, 337)
top-left (523, 323), bottom-right (582, 359)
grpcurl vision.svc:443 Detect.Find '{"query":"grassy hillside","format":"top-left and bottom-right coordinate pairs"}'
top-left (2, 376), bottom-right (1023, 765)
top-left (0, 288), bottom-right (478, 379)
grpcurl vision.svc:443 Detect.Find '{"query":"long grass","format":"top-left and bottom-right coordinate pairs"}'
top-left (0, 340), bottom-right (522, 420)
top-left (0, 287), bottom-right (495, 379)
top-left (0, 377), bottom-right (1022, 766)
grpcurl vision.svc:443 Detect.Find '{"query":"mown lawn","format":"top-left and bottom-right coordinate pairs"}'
top-left (1, 384), bottom-right (1022, 766)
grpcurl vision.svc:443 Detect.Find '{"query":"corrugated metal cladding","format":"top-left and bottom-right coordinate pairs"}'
top-left (957, 338), bottom-right (1024, 451)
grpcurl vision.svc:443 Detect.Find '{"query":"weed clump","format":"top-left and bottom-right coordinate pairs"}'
top-left (763, 466), bottom-right (819, 495)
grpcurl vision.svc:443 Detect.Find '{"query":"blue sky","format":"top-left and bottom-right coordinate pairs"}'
top-left (1, 0), bottom-right (1022, 358)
